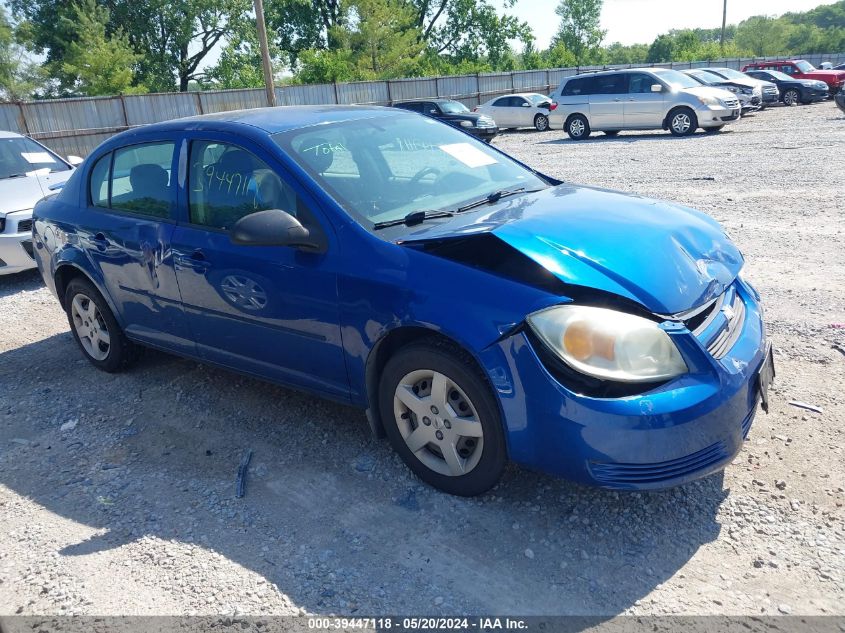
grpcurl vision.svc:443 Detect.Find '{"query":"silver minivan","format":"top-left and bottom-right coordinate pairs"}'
top-left (549, 68), bottom-right (741, 139)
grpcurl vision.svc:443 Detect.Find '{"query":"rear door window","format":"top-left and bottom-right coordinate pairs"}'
top-left (593, 74), bottom-right (627, 95)
top-left (91, 142), bottom-right (176, 219)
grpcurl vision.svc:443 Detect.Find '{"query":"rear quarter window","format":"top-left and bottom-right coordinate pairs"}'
top-left (562, 77), bottom-right (594, 96)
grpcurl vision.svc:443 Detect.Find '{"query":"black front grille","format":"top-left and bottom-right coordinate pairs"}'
top-left (17, 219), bottom-right (33, 233)
top-left (21, 240), bottom-right (34, 259)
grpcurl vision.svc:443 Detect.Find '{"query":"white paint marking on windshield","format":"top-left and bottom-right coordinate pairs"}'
top-left (438, 143), bottom-right (498, 168)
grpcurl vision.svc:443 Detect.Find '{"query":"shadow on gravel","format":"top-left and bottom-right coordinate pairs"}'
top-left (0, 269), bottom-right (43, 298)
top-left (0, 271), bottom-right (729, 617)
top-left (537, 130), bottom-right (735, 145)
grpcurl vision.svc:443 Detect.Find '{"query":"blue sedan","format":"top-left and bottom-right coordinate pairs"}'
top-left (32, 106), bottom-right (774, 496)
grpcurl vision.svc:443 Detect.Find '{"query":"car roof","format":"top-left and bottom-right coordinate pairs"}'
top-left (136, 105), bottom-right (408, 136)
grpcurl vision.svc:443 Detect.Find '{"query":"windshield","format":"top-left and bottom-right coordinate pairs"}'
top-left (763, 70), bottom-right (793, 81)
top-left (273, 115), bottom-right (547, 228)
top-left (795, 60), bottom-right (816, 73)
top-left (686, 71), bottom-right (718, 85)
top-left (711, 68), bottom-right (748, 81)
top-left (651, 69), bottom-right (701, 90)
top-left (0, 137), bottom-right (70, 180)
top-left (527, 94), bottom-right (549, 104)
top-left (439, 101), bottom-right (470, 114)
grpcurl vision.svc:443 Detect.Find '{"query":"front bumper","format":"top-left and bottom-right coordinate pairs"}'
top-left (467, 126), bottom-right (499, 141)
top-left (805, 87), bottom-right (831, 102)
top-left (491, 280), bottom-right (768, 490)
top-left (696, 103), bottom-right (741, 127)
top-left (762, 92), bottom-right (779, 104)
top-left (0, 210), bottom-right (37, 275)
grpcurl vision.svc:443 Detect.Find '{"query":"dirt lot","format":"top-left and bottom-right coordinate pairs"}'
top-left (0, 102), bottom-right (843, 618)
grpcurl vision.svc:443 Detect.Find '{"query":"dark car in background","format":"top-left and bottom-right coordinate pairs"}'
top-left (744, 69), bottom-right (829, 106)
top-left (742, 60), bottom-right (845, 96)
top-left (393, 99), bottom-right (498, 142)
top-left (835, 87), bottom-right (845, 115)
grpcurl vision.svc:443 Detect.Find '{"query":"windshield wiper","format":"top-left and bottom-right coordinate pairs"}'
top-left (456, 187), bottom-right (543, 213)
top-left (372, 209), bottom-right (454, 230)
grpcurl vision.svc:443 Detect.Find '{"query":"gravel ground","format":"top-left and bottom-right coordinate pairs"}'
top-left (0, 102), bottom-right (843, 618)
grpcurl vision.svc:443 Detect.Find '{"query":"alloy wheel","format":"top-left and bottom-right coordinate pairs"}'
top-left (671, 112), bottom-right (692, 134)
top-left (392, 369), bottom-right (484, 477)
top-left (535, 114), bottom-right (549, 131)
top-left (569, 119), bottom-right (585, 137)
top-left (70, 293), bottom-right (110, 361)
top-left (784, 90), bottom-right (799, 106)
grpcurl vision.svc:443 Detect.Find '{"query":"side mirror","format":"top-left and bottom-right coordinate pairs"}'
top-left (67, 155), bottom-right (84, 166)
top-left (650, 84), bottom-right (663, 93)
top-left (231, 209), bottom-right (319, 250)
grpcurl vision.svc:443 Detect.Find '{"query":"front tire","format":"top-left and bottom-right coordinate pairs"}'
top-left (668, 107), bottom-right (698, 136)
top-left (379, 342), bottom-right (507, 496)
top-left (534, 114), bottom-right (549, 131)
top-left (64, 278), bottom-right (138, 372)
top-left (565, 114), bottom-right (591, 140)
top-left (783, 89), bottom-right (800, 106)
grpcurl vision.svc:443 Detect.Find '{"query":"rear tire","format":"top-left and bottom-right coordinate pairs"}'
top-left (64, 278), bottom-right (139, 372)
top-left (668, 107), bottom-right (698, 136)
top-left (534, 114), bottom-right (549, 131)
top-left (565, 114), bottom-right (591, 140)
top-left (378, 342), bottom-right (507, 496)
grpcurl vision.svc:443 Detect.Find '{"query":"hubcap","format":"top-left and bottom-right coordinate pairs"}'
top-left (672, 113), bottom-right (691, 133)
top-left (785, 91), bottom-right (797, 105)
top-left (537, 115), bottom-right (548, 130)
top-left (393, 369), bottom-right (484, 477)
top-left (570, 119), bottom-right (585, 136)
top-left (70, 293), bottom-right (110, 361)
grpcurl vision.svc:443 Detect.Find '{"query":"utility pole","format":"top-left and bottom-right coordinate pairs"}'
top-left (254, 0), bottom-right (276, 107)
top-left (720, 0), bottom-right (728, 52)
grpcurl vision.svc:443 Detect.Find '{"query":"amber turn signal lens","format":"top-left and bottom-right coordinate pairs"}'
top-left (563, 320), bottom-right (615, 361)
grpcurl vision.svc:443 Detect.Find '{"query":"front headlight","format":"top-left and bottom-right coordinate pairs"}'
top-left (527, 305), bottom-right (688, 383)
top-left (459, 120), bottom-right (475, 128)
top-left (697, 95), bottom-right (720, 106)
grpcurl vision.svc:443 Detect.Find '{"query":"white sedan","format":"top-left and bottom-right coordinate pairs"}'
top-left (473, 93), bottom-right (557, 131)
top-left (0, 131), bottom-right (81, 275)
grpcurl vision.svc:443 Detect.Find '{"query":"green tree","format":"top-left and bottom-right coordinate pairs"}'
top-left (551, 0), bottom-right (606, 64)
top-left (204, 17), bottom-right (283, 89)
top-left (735, 16), bottom-right (792, 56)
top-left (10, 0), bottom-right (251, 92)
top-left (59, 0), bottom-right (145, 96)
top-left (0, 7), bottom-right (47, 100)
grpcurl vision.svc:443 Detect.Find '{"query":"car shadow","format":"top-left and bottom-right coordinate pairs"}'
top-left (0, 274), bottom-right (730, 616)
top-left (537, 129), bottom-right (736, 145)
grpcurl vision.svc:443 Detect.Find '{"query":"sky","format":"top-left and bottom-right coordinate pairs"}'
top-left (505, 0), bottom-right (840, 49)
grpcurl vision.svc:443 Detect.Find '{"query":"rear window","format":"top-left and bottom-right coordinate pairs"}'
top-left (562, 77), bottom-right (594, 96)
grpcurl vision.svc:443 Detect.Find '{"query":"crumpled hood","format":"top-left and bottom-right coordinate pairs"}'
top-left (0, 170), bottom-right (73, 216)
top-left (400, 184), bottom-right (744, 315)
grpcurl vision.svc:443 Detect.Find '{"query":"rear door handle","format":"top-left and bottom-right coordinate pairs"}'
top-left (175, 249), bottom-right (212, 272)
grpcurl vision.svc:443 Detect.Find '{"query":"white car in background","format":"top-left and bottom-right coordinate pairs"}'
top-left (0, 131), bottom-right (81, 275)
top-left (473, 93), bottom-right (556, 131)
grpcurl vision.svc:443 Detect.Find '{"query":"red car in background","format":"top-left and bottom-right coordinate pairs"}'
top-left (742, 60), bottom-right (845, 96)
